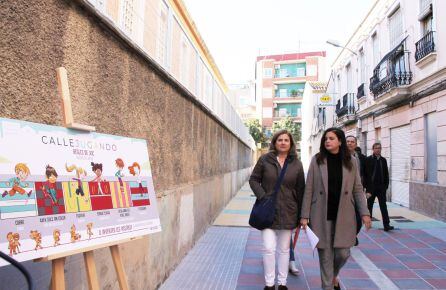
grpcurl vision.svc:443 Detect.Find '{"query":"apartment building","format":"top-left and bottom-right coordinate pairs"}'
top-left (85, 0), bottom-right (254, 148)
top-left (228, 82), bottom-right (258, 122)
top-left (255, 52), bottom-right (327, 139)
top-left (310, 0), bottom-right (446, 221)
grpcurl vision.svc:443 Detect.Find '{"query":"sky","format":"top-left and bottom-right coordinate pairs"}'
top-left (182, 0), bottom-right (376, 84)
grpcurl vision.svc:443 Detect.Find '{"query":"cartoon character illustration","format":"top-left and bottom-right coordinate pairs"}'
top-left (2, 163), bottom-right (32, 198)
top-left (86, 223), bottom-right (93, 239)
top-left (65, 163), bottom-right (87, 197)
top-left (29, 230), bottom-right (43, 250)
top-left (128, 162), bottom-right (144, 196)
top-left (41, 165), bottom-right (59, 205)
top-left (53, 229), bottom-right (61, 246)
top-left (115, 158), bottom-right (125, 183)
top-left (70, 224), bottom-right (81, 242)
top-left (6, 232), bottom-right (21, 256)
top-left (91, 162), bottom-right (105, 195)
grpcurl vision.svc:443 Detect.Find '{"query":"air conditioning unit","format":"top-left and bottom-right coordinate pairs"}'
top-left (274, 85), bottom-right (278, 90)
top-left (273, 103), bottom-right (278, 108)
top-left (274, 64), bottom-right (280, 69)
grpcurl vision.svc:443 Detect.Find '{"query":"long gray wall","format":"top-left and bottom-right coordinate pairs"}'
top-left (0, 0), bottom-right (254, 289)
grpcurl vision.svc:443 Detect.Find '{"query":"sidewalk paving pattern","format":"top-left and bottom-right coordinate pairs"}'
top-left (160, 183), bottom-right (446, 289)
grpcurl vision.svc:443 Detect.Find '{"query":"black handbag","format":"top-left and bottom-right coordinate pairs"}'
top-left (249, 157), bottom-right (289, 230)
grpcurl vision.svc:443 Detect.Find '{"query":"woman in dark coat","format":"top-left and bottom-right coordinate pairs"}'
top-left (300, 128), bottom-right (371, 290)
top-left (249, 130), bottom-right (305, 290)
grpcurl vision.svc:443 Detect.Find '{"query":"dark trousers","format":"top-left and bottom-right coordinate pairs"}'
top-left (367, 190), bottom-right (390, 226)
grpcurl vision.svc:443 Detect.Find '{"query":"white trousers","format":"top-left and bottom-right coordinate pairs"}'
top-left (261, 228), bottom-right (292, 286)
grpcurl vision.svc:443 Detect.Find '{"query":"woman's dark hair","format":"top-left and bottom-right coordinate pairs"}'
top-left (316, 127), bottom-right (352, 170)
top-left (45, 165), bottom-right (58, 178)
top-left (269, 129), bottom-right (297, 157)
top-left (91, 162), bottom-right (103, 172)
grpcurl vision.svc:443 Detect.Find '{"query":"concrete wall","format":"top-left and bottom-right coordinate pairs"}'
top-left (0, 0), bottom-right (253, 289)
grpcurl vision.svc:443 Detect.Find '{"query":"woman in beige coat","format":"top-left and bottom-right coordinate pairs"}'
top-left (300, 128), bottom-right (371, 290)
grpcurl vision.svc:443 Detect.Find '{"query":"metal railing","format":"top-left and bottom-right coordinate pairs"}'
top-left (415, 31), bottom-right (435, 62)
top-left (357, 83), bottom-right (365, 99)
top-left (335, 93), bottom-right (356, 117)
top-left (370, 43), bottom-right (412, 97)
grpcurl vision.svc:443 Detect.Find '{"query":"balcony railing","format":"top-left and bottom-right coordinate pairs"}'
top-left (335, 93), bottom-right (356, 117)
top-left (357, 83), bottom-right (365, 99)
top-left (273, 111), bottom-right (301, 118)
top-left (415, 31), bottom-right (435, 62)
top-left (274, 91), bottom-right (303, 98)
top-left (369, 41), bottom-right (412, 98)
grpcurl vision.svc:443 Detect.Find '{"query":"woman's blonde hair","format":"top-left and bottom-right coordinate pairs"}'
top-left (65, 163), bottom-right (87, 177)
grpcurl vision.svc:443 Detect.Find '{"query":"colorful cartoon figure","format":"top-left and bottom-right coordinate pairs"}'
top-left (6, 232), bottom-right (21, 256)
top-left (91, 162), bottom-right (105, 195)
top-left (29, 230), bottom-right (43, 250)
top-left (41, 165), bottom-right (58, 205)
top-left (65, 163), bottom-right (87, 197)
top-left (86, 223), bottom-right (94, 240)
top-left (70, 224), bottom-right (81, 242)
top-left (128, 162), bottom-right (144, 196)
top-left (2, 163), bottom-right (32, 198)
top-left (53, 229), bottom-right (61, 246)
top-left (115, 158), bottom-right (125, 183)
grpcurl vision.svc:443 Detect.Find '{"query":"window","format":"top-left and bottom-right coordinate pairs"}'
top-left (263, 68), bottom-right (272, 78)
top-left (279, 69), bottom-right (288, 78)
top-left (122, 0), bottom-right (135, 35)
top-left (420, 0), bottom-right (432, 13)
top-left (156, 1), bottom-right (169, 67)
top-left (388, 7), bottom-right (403, 48)
top-left (361, 132), bottom-right (367, 155)
top-left (375, 127), bottom-right (381, 142)
top-left (279, 89), bottom-right (287, 98)
top-left (425, 113), bottom-right (437, 182)
top-left (274, 104), bottom-right (301, 117)
top-left (180, 34), bottom-right (189, 86)
top-left (337, 74), bottom-right (341, 97)
top-left (372, 33), bottom-right (380, 67)
top-left (359, 49), bottom-right (366, 84)
top-left (346, 64), bottom-right (352, 93)
top-left (379, 62), bottom-right (388, 80)
top-left (296, 67), bottom-right (305, 77)
top-left (422, 14), bottom-right (433, 35)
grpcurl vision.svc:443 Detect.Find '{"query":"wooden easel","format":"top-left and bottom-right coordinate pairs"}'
top-left (37, 67), bottom-right (133, 290)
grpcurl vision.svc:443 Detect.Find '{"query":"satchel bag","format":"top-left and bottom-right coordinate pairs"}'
top-left (249, 158), bottom-right (289, 230)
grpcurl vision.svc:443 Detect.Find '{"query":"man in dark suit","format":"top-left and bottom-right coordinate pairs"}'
top-left (346, 136), bottom-right (367, 245)
top-left (364, 142), bottom-right (394, 231)
top-left (346, 136), bottom-right (366, 184)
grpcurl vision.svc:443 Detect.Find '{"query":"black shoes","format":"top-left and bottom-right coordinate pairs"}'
top-left (334, 283), bottom-right (341, 290)
top-left (354, 237), bottom-right (359, 246)
top-left (384, 225), bottom-right (394, 232)
top-left (278, 286), bottom-right (288, 290)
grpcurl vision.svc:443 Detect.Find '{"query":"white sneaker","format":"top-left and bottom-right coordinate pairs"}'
top-left (289, 261), bottom-right (299, 275)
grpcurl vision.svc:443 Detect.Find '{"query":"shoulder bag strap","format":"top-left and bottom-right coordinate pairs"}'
top-left (272, 157), bottom-right (289, 200)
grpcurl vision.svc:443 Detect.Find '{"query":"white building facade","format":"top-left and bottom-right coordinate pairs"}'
top-left (309, 0), bottom-right (446, 221)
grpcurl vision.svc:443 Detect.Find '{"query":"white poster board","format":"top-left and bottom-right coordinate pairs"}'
top-left (0, 117), bottom-right (161, 266)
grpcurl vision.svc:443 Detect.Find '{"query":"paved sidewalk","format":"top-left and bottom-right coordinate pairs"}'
top-left (160, 183), bottom-right (446, 290)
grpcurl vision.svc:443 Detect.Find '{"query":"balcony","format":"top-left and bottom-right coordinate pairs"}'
top-left (369, 41), bottom-right (412, 104)
top-left (273, 111), bottom-right (301, 118)
top-left (335, 93), bottom-right (357, 125)
top-left (357, 83), bottom-right (365, 99)
top-left (274, 90), bottom-right (303, 98)
top-left (415, 31), bottom-right (436, 66)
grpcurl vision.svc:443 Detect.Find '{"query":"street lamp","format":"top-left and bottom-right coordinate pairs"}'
top-left (326, 39), bottom-right (357, 56)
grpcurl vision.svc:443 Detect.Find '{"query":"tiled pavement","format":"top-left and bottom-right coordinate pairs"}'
top-left (160, 183), bottom-right (446, 289)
